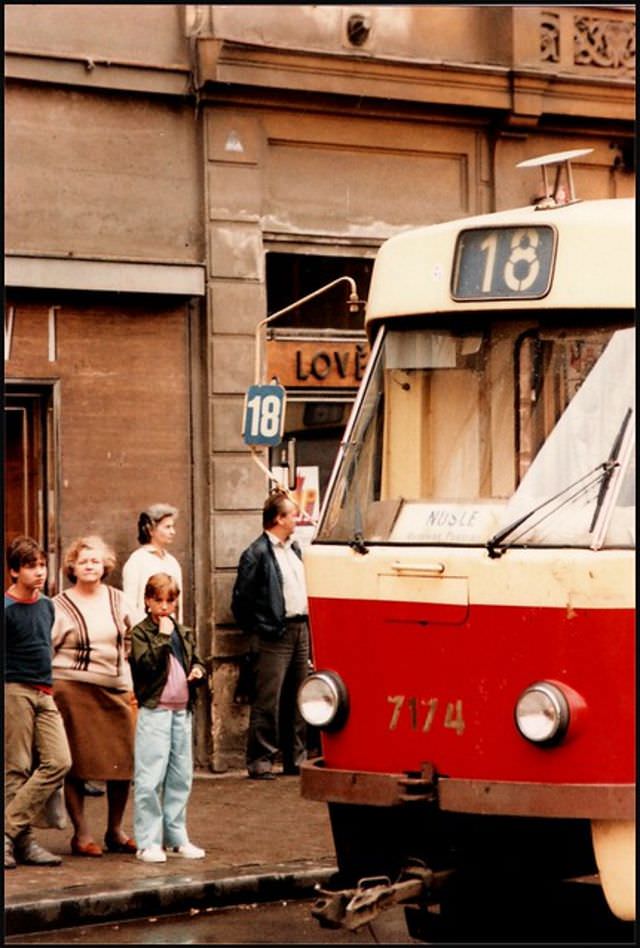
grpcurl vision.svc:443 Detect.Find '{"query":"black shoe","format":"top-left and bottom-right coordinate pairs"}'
top-left (247, 771), bottom-right (276, 780)
top-left (281, 766), bottom-right (300, 776)
top-left (4, 835), bottom-right (16, 870)
top-left (82, 781), bottom-right (105, 797)
top-left (14, 837), bottom-right (62, 866)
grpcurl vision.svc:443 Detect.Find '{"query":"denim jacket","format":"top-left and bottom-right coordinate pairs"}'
top-left (129, 614), bottom-right (205, 711)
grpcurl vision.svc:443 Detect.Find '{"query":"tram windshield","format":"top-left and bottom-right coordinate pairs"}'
top-left (317, 320), bottom-right (635, 549)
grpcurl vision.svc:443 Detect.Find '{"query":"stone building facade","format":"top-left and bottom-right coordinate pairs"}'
top-left (4, 5), bottom-right (635, 769)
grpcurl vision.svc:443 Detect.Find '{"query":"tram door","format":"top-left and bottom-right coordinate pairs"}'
top-left (3, 386), bottom-right (58, 593)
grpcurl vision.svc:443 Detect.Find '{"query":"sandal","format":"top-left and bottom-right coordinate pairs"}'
top-left (71, 837), bottom-right (103, 857)
top-left (104, 833), bottom-right (137, 854)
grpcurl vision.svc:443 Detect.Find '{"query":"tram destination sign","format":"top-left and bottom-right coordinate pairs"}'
top-left (452, 225), bottom-right (556, 301)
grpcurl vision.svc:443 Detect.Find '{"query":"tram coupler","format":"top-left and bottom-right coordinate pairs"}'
top-left (311, 865), bottom-right (454, 931)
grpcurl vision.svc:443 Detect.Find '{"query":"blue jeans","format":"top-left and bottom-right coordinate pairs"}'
top-left (134, 707), bottom-right (193, 850)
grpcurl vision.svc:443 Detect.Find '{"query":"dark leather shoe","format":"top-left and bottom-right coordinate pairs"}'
top-left (104, 833), bottom-right (137, 854)
top-left (282, 766), bottom-right (300, 776)
top-left (5, 835), bottom-right (16, 869)
top-left (247, 771), bottom-right (276, 780)
top-left (14, 838), bottom-right (62, 866)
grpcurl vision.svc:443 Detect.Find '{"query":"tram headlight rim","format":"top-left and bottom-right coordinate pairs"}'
top-left (514, 680), bottom-right (570, 745)
top-left (297, 670), bottom-right (349, 731)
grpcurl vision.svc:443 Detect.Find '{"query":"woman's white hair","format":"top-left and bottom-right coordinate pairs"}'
top-left (145, 503), bottom-right (178, 523)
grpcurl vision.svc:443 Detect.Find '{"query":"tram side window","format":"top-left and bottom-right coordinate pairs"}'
top-left (516, 329), bottom-right (612, 483)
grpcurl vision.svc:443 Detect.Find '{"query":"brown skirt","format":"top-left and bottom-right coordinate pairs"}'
top-left (53, 680), bottom-right (134, 781)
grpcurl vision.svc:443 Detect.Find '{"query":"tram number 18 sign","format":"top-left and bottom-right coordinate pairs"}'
top-left (452, 225), bottom-right (556, 300)
top-left (242, 384), bottom-right (286, 446)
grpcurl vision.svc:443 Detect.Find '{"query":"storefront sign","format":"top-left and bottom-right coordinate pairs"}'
top-left (266, 338), bottom-right (369, 389)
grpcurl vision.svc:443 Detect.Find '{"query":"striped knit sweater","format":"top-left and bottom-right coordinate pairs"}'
top-left (52, 584), bottom-right (134, 691)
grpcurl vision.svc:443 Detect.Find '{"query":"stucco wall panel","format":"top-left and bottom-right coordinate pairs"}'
top-left (207, 113), bottom-right (263, 164)
top-left (209, 280), bottom-right (266, 334)
top-left (211, 337), bottom-right (255, 393)
top-left (215, 512), bottom-right (262, 569)
top-left (208, 164), bottom-right (263, 220)
top-left (5, 86), bottom-right (202, 261)
top-left (210, 5), bottom-right (512, 65)
top-left (209, 223), bottom-right (264, 279)
top-left (5, 4), bottom-right (188, 66)
top-left (213, 456), bottom-right (266, 510)
top-left (265, 140), bottom-right (470, 232)
top-left (214, 573), bottom-right (238, 629)
top-left (258, 111), bottom-right (480, 232)
top-left (212, 398), bottom-right (247, 452)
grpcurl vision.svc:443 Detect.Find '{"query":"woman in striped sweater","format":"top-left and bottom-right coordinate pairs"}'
top-left (52, 536), bottom-right (137, 858)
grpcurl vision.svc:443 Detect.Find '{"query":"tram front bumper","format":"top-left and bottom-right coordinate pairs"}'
top-left (300, 757), bottom-right (635, 819)
top-left (300, 757), bottom-right (437, 807)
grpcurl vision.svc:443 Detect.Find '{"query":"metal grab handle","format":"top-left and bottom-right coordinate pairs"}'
top-left (390, 561), bottom-right (445, 575)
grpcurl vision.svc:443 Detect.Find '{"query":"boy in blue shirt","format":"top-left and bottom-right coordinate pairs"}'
top-left (4, 536), bottom-right (71, 868)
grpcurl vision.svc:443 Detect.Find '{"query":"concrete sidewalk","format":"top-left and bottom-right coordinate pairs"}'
top-left (4, 770), bottom-right (338, 936)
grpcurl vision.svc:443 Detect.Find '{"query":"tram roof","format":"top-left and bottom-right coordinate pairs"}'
top-left (365, 197), bottom-right (635, 325)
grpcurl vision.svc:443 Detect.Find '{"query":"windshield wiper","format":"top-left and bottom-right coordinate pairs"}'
top-left (486, 464), bottom-right (609, 559)
top-left (487, 407), bottom-right (634, 558)
top-left (588, 407), bottom-right (633, 533)
top-left (589, 407), bottom-right (634, 550)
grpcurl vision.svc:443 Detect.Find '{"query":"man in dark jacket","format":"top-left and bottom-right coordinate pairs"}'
top-left (231, 490), bottom-right (309, 779)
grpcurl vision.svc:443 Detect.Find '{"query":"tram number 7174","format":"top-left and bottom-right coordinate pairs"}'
top-left (387, 696), bottom-right (465, 736)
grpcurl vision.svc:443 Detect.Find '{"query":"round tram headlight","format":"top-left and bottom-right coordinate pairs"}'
top-left (514, 681), bottom-right (570, 745)
top-left (297, 671), bottom-right (348, 731)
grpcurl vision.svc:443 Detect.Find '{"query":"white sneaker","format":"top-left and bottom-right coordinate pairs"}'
top-left (169, 841), bottom-right (205, 859)
top-left (136, 845), bottom-right (167, 863)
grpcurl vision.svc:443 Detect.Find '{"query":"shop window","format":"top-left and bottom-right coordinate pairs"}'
top-left (266, 252), bottom-right (373, 515)
top-left (266, 252), bottom-right (372, 329)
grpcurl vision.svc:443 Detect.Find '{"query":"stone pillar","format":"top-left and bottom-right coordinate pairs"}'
top-left (205, 107), bottom-right (270, 771)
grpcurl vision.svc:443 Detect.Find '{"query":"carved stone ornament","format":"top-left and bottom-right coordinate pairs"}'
top-left (540, 13), bottom-right (560, 64)
top-left (574, 16), bottom-right (635, 72)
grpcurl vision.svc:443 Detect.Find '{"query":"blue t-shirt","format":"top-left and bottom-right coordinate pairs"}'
top-left (4, 592), bottom-right (55, 687)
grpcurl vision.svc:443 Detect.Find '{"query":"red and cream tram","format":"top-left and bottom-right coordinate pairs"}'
top-left (297, 151), bottom-right (635, 939)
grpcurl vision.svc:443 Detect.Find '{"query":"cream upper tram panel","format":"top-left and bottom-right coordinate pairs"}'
top-left (365, 199), bottom-right (635, 324)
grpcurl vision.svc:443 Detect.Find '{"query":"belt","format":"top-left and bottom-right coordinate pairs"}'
top-left (286, 614), bottom-right (308, 623)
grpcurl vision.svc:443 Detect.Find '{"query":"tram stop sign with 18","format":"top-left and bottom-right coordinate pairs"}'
top-left (242, 384), bottom-right (286, 446)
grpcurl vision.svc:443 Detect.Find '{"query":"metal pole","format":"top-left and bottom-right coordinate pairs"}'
top-left (253, 276), bottom-right (358, 385)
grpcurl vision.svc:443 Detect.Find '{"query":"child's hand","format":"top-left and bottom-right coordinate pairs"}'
top-left (158, 616), bottom-right (173, 637)
top-left (187, 667), bottom-right (204, 682)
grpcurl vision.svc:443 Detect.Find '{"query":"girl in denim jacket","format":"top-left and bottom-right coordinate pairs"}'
top-left (129, 573), bottom-right (205, 863)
